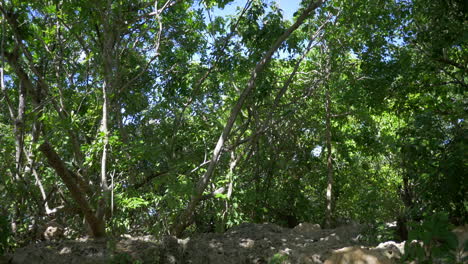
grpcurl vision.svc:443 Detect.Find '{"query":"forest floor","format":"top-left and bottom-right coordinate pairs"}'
top-left (2, 222), bottom-right (403, 264)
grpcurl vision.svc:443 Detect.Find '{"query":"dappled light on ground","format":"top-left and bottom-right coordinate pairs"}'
top-left (4, 222), bottom-right (405, 264)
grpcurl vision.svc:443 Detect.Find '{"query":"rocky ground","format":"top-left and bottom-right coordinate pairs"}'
top-left (1, 222), bottom-right (404, 264)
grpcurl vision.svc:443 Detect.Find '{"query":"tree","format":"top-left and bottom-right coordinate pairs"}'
top-left (0, 0), bottom-right (465, 245)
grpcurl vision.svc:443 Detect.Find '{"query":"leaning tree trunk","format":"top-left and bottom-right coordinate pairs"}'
top-left (1, 6), bottom-right (107, 236)
top-left (172, 0), bottom-right (325, 237)
top-left (39, 142), bottom-right (106, 237)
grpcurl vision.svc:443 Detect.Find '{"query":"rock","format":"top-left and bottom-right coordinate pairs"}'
top-left (328, 221), bottom-right (365, 243)
top-left (324, 246), bottom-right (397, 264)
top-left (294, 223), bottom-right (321, 233)
top-left (43, 223), bottom-right (64, 241)
top-left (452, 224), bottom-right (468, 263)
top-left (376, 241), bottom-right (405, 258)
top-left (33, 221), bottom-right (64, 241)
top-left (7, 222), bottom-right (410, 264)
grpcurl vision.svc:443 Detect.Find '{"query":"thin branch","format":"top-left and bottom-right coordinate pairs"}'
top-left (189, 160), bottom-right (211, 174)
top-left (134, 170), bottom-right (169, 189)
top-left (436, 57), bottom-right (467, 73)
top-left (56, 16), bottom-right (90, 56)
top-left (118, 0), bottom-right (179, 93)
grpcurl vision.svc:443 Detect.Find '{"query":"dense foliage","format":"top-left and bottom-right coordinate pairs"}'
top-left (0, 0), bottom-right (466, 252)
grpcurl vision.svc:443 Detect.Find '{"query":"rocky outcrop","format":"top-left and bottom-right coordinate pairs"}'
top-left (4, 222), bottom-right (404, 264)
top-left (324, 246), bottom-right (393, 264)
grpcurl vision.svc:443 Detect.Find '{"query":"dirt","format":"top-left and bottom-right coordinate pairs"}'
top-left (1, 222), bottom-right (403, 264)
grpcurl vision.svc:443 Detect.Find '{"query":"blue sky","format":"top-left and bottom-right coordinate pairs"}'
top-left (209, 0), bottom-right (302, 21)
top-left (276, 0), bottom-right (302, 20)
top-left (189, 0), bottom-right (303, 61)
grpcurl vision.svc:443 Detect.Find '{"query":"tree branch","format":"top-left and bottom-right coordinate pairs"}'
top-left (171, 0), bottom-right (325, 237)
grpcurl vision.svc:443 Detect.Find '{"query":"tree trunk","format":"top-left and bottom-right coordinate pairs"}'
top-left (95, 0), bottom-right (122, 226)
top-left (39, 142), bottom-right (106, 237)
top-left (171, 0), bottom-right (324, 237)
top-left (220, 150), bottom-right (241, 231)
top-left (13, 79), bottom-right (25, 181)
top-left (322, 39), bottom-right (335, 228)
top-left (324, 85), bottom-right (334, 228)
top-left (97, 78), bottom-right (111, 223)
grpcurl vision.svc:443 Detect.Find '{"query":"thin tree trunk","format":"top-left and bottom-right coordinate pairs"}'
top-left (322, 39), bottom-right (335, 228)
top-left (24, 119), bottom-right (64, 215)
top-left (25, 148), bottom-right (55, 215)
top-left (324, 85), bottom-right (334, 228)
top-left (1, 5), bottom-right (101, 233)
top-left (97, 79), bottom-right (111, 222)
top-left (220, 150), bottom-right (241, 231)
top-left (171, 0), bottom-right (324, 237)
top-left (13, 79), bottom-right (26, 181)
top-left (24, 118), bottom-right (52, 214)
top-left (1, 6), bottom-right (87, 170)
top-left (96, 0), bottom-right (121, 224)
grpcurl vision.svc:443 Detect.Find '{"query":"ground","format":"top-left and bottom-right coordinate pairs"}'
top-left (1, 222), bottom-right (403, 264)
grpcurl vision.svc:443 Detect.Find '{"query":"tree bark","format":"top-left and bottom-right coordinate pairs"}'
top-left (171, 0), bottom-right (324, 237)
top-left (220, 150), bottom-right (242, 231)
top-left (97, 79), bottom-right (111, 222)
top-left (13, 79), bottom-right (26, 182)
top-left (322, 40), bottom-right (335, 228)
top-left (39, 142), bottom-right (106, 237)
top-left (324, 85), bottom-right (334, 228)
top-left (95, 0), bottom-right (121, 224)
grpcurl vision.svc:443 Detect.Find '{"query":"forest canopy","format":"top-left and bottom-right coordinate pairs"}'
top-left (0, 0), bottom-right (466, 252)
